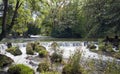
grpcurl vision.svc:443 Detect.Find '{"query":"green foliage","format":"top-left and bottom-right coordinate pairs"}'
top-left (82, 0), bottom-right (120, 38)
top-left (8, 64), bottom-right (34, 74)
top-left (6, 47), bottom-right (22, 56)
top-left (41, 0), bottom-right (86, 38)
top-left (1, 0), bottom-right (120, 39)
top-left (27, 23), bottom-right (41, 35)
top-left (0, 54), bottom-right (14, 68)
top-left (37, 62), bottom-right (49, 72)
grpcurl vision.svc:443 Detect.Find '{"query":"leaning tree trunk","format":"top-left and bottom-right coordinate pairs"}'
top-left (0, 0), bottom-right (8, 41)
top-left (7, 0), bottom-right (22, 34)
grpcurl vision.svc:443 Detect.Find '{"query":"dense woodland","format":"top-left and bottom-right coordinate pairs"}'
top-left (0, 0), bottom-right (120, 40)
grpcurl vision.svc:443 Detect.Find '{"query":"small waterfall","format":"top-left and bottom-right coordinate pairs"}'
top-left (12, 43), bottom-right (27, 48)
top-left (0, 44), bottom-right (7, 54)
top-left (0, 41), bottom-right (119, 74)
top-left (58, 42), bottom-right (82, 47)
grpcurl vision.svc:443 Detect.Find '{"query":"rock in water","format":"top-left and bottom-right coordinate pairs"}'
top-left (0, 54), bottom-right (14, 68)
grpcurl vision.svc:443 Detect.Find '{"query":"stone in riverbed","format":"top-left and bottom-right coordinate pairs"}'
top-left (0, 54), bottom-right (14, 68)
top-left (6, 47), bottom-right (22, 56)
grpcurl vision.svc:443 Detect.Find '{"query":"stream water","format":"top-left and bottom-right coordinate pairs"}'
top-left (0, 41), bottom-right (119, 74)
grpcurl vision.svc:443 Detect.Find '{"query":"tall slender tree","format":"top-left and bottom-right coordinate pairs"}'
top-left (0, 0), bottom-right (8, 40)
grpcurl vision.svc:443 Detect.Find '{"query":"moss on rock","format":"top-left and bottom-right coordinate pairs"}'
top-left (26, 42), bottom-right (46, 55)
top-left (38, 49), bottom-right (48, 58)
top-left (34, 45), bottom-right (46, 52)
top-left (6, 47), bottom-right (22, 56)
top-left (26, 43), bottom-right (34, 55)
top-left (0, 54), bottom-right (14, 68)
top-left (8, 64), bottom-right (34, 74)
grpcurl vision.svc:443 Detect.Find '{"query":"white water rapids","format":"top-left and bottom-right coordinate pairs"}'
top-left (0, 41), bottom-right (119, 74)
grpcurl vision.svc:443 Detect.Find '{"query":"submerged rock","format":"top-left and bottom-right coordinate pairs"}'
top-left (0, 54), bottom-right (14, 68)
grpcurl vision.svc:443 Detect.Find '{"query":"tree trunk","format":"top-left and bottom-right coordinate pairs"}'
top-left (0, 0), bottom-right (8, 41)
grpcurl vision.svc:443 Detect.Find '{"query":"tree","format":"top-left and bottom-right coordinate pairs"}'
top-left (42, 0), bottom-right (86, 38)
top-left (0, 0), bottom-right (47, 39)
top-left (81, 0), bottom-right (120, 38)
top-left (0, 0), bottom-right (8, 40)
top-left (0, 0), bottom-right (22, 40)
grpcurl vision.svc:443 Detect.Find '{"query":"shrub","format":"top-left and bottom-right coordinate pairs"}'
top-left (62, 64), bottom-right (82, 74)
top-left (50, 53), bottom-right (62, 63)
top-left (6, 47), bottom-right (22, 56)
top-left (37, 62), bottom-right (49, 72)
top-left (62, 49), bottom-right (83, 74)
top-left (8, 64), bottom-right (34, 74)
top-left (38, 49), bottom-right (48, 58)
top-left (0, 54), bottom-right (14, 68)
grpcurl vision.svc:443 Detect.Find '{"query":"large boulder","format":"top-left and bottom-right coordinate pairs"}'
top-left (0, 54), bottom-right (14, 68)
top-left (26, 43), bottom-right (34, 55)
top-left (8, 64), bottom-right (34, 74)
top-left (26, 42), bottom-right (46, 55)
top-left (6, 47), bottom-right (22, 56)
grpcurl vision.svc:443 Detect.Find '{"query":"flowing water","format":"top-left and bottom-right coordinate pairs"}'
top-left (0, 41), bottom-right (119, 74)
